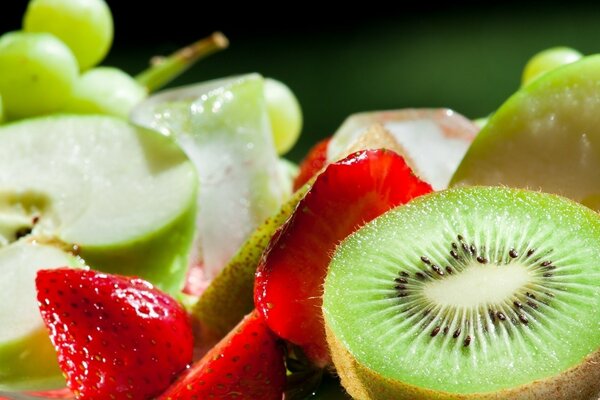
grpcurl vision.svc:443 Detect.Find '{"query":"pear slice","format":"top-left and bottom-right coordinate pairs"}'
top-left (327, 109), bottom-right (478, 190)
top-left (189, 123), bottom-right (425, 347)
top-left (0, 115), bottom-right (197, 390)
top-left (192, 183), bottom-right (310, 346)
top-left (451, 55), bottom-right (600, 209)
top-left (132, 74), bottom-right (289, 285)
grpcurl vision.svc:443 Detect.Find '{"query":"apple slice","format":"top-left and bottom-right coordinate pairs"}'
top-left (132, 74), bottom-right (289, 286)
top-left (451, 55), bottom-right (600, 210)
top-left (327, 109), bottom-right (478, 190)
top-left (0, 115), bottom-right (196, 390)
top-left (0, 243), bottom-right (83, 391)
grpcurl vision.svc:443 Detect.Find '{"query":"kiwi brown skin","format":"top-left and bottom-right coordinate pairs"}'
top-left (326, 323), bottom-right (600, 400)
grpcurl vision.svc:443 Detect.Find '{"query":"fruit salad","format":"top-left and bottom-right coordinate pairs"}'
top-left (2, 1), bottom-right (600, 400)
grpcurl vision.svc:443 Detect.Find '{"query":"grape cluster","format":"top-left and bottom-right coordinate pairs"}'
top-left (0, 0), bottom-right (141, 120)
top-left (0, 0), bottom-right (303, 155)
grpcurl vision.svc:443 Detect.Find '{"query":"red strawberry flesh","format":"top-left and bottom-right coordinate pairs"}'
top-left (255, 149), bottom-right (433, 366)
top-left (293, 137), bottom-right (330, 191)
top-left (159, 310), bottom-right (285, 400)
top-left (36, 268), bottom-right (194, 400)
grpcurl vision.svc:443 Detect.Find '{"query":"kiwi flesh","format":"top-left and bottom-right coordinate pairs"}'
top-left (323, 187), bottom-right (600, 399)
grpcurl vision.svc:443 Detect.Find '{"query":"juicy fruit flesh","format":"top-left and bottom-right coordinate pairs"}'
top-left (451, 55), bottom-right (600, 209)
top-left (0, 244), bottom-right (75, 342)
top-left (0, 116), bottom-right (196, 246)
top-left (0, 243), bottom-right (79, 389)
top-left (327, 109), bottom-right (477, 190)
top-left (324, 187), bottom-right (600, 394)
top-left (255, 149), bottom-right (432, 365)
top-left (424, 264), bottom-right (531, 307)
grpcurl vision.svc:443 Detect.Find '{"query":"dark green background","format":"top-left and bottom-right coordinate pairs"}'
top-left (4, 2), bottom-right (600, 161)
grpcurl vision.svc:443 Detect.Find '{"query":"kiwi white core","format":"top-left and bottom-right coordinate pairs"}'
top-left (424, 264), bottom-right (531, 308)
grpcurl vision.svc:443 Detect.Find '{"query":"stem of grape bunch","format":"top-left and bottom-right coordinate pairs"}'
top-left (136, 31), bottom-right (229, 93)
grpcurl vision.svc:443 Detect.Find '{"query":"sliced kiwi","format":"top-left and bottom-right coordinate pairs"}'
top-left (323, 187), bottom-right (600, 399)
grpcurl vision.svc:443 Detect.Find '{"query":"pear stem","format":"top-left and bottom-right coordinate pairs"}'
top-left (136, 32), bottom-right (229, 93)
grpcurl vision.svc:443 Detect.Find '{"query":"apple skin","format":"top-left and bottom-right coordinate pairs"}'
top-left (451, 55), bottom-right (600, 209)
top-left (80, 198), bottom-right (196, 295)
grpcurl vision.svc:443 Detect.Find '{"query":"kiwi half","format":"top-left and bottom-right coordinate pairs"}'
top-left (323, 187), bottom-right (600, 399)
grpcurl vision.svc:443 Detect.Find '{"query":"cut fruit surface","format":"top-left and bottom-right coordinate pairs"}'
top-left (0, 243), bottom-right (81, 390)
top-left (451, 55), bottom-right (600, 210)
top-left (0, 116), bottom-right (196, 290)
top-left (255, 149), bottom-right (432, 366)
top-left (293, 137), bottom-right (330, 191)
top-left (192, 182), bottom-right (311, 345)
top-left (0, 115), bottom-right (196, 390)
top-left (324, 187), bottom-right (600, 399)
top-left (132, 74), bottom-right (289, 284)
top-left (327, 109), bottom-right (478, 190)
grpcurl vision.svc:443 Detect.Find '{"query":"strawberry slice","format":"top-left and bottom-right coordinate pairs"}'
top-left (293, 137), bottom-right (330, 191)
top-left (255, 149), bottom-right (433, 367)
top-left (36, 268), bottom-right (194, 400)
top-left (159, 310), bottom-right (285, 400)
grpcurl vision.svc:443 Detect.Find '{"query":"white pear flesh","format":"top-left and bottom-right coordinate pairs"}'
top-left (327, 109), bottom-right (478, 190)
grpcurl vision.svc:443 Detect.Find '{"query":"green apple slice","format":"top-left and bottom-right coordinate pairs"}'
top-left (0, 243), bottom-right (83, 390)
top-left (132, 74), bottom-right (288, 283)
top-left (0, 115), bottom-right (196, 390)
top-left (451, 55), bottom-right (600, 210)
top-left (327, 109), bottom-right (478, 190)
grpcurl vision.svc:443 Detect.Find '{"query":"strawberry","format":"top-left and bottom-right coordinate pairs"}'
top-left (255, 149), bottom-right (433, 367)
top-left (293, 137), bottom-right (330, 191)
top-left (159, 310), bottom-right (285, 400)
top-left (36, 268), bottom-right (194, 400)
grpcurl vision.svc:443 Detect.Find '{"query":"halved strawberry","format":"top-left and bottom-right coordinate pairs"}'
top-left (159, 310), bottom-right (285, 400)
top-left (293, 137), bottom-right (330, 191)
top-left (255, 149), bottom-right (433, 367)
top-left (36, 268), bottom-right (194, 400)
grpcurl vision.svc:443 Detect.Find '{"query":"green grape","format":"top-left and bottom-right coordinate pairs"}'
top-left (23, 0), bottom-right (113, 70)
top-left (63, 67), bottom-right (148, 118)
top-left (0, 31), bottom-right (78, 119)
top-left (0, 94), bottom-right (4, 123)
top-left (521, 46), bottom-right (582, 86)
top-left (264, 78), bottom-right (303, 155)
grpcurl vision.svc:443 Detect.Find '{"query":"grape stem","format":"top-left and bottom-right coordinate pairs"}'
top-left (135, 32), bottom-right (229, 93)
